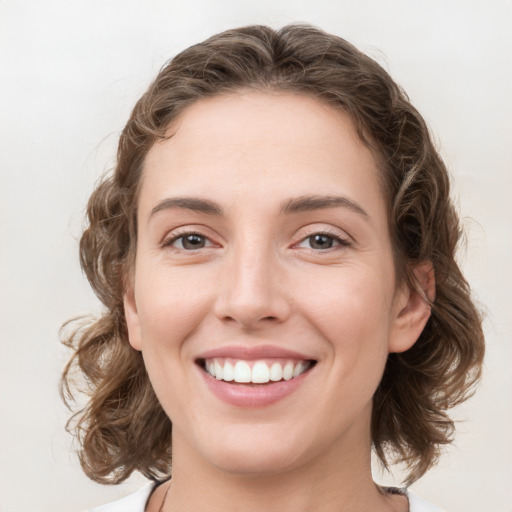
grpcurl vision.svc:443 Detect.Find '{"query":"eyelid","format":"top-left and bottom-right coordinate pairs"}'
top-left (160, 224), bottom-right (352, 252)
top-left (297, 234), bottom-right (350, 249)
top-left (165, 234), bottom-right (214, 249)
top-left (161, 226), bottom-right (221, 250)
top-left (295, 225), bottom-right (352, 243)
top-left (290, 225), bottom-right (353, 255)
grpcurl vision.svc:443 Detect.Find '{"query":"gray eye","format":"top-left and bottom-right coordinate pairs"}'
top-left (179, 234), bottom-right (207, 250)
top-left (308, 234), bottom-right (335, 250)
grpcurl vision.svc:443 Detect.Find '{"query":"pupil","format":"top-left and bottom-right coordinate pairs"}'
top-left (183, 234), bottom-right (205, 249)
top-left (311, 234), bottom-right (333, 249)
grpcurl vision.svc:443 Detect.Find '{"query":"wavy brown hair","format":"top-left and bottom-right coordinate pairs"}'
top-left (61, 24), bottom-right (484, 485)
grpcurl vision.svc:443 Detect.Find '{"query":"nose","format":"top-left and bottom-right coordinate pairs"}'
top-left (213, 242), bottom-right (292, 329)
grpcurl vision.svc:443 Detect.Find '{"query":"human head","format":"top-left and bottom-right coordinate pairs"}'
top-left (62, 24), bottom-right (484, 485)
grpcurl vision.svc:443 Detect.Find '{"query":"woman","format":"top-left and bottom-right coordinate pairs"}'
top-left (62, 25), bottom-right (484, 512)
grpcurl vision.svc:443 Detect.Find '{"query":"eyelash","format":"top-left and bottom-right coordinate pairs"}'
top-left (161, 231), bottom-right (215, 251)
top-left (295, 230), bottom-right (352, 252)
top-left (161, 229), bottom-right (351, 252)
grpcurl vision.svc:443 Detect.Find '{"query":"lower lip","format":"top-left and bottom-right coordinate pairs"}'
top-left (200, 367), bottom-right (311, 407)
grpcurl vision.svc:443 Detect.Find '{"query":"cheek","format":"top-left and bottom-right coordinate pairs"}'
top-left (135, 277), bottom-right (212, 421)
top-left (135, 266), bottom-right (213, 349)
top-left (303, 267), bottom-right (394, 338)
top-left (299, 267), bottom-right (394, 379)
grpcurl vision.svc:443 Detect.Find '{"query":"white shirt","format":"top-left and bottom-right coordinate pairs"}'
top-left (89, 482), bottom-right (446, 512)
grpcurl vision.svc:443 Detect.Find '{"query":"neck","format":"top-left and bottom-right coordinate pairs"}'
top-left (163, 424), bottom-right (402, 512)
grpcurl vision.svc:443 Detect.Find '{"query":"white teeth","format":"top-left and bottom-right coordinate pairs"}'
top-left (234, 361), bottom-right (251, 383)
top-left (293, 361), bottom-right (306, 378)
top-left (251, 361), bottom-right (270, 383)
top-left (214, 360), bottom-right (223, 380)
top-left (269, 362), bottom-right (283, 382)
top-left (282, 361), bottom-right (294, 381)
top-left (223, 361), bottom-right (234, 381)
top-left (205, 359), bottom-right (311, 384)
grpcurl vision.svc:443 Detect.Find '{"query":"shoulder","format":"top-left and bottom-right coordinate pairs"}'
top-left (88, 482), bottom-right (155, 512)
top-left (407, 489), bottom-right (447, 512)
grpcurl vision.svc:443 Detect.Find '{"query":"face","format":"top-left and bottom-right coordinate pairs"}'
top-left (124, 92), bottom-right (429, 477)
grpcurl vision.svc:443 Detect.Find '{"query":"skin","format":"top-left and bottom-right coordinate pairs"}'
top-left (124, 91), bottom-right (432, 512)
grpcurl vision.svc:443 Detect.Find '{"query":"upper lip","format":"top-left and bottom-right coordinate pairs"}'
top-left (196, 345), bottom-right (315, 361)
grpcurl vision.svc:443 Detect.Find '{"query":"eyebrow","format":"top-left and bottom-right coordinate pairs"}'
top-left (149, 194), bottom-right (369, 220)
top-left (280, 195), bottom-right (369, 218)
top-left (150, 197), bottom-right (223, 217)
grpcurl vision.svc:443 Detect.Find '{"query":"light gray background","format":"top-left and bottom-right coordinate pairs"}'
top-left (1, 1), bottom-right (511, 511)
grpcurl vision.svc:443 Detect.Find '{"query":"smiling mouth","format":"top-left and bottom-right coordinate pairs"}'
top-left (198, 358), bottom-right (316, 384)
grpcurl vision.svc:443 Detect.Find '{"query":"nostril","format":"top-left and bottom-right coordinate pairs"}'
top-left (220, 314), bottom-right (281, 326)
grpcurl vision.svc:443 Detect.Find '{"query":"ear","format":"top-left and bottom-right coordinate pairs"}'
top-left (388, 262), bottom-right (435, 354)
top-left (124, 287), bottom-right (143, 351)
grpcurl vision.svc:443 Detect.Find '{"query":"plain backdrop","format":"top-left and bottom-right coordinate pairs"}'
top-left (0, 1), bottom-right (511, 511)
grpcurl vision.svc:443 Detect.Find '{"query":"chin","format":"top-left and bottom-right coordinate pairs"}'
top-left (198, 428), bottom-right (306, 477)
top-left (212, 449), bottom-right (300, 477)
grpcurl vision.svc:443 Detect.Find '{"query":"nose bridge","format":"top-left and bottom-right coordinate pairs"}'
top-left (214, 233), bottom-right (290, 327)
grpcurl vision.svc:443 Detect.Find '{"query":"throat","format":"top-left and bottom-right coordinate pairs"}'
top-left (158, 448), bottom-right (389, 512)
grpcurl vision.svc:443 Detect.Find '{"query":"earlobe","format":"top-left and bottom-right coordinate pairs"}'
top-left (124, 288), bottom-right (143, 351)
top-left (388, 262), bottom-right (435, 354)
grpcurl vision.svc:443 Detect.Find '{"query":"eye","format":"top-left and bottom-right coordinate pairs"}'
top-left (164, 233), bottom-right (213, 250)
top-left (297, 232), bottom-right (350, 251)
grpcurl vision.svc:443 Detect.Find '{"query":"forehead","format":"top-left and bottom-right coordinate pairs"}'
top-left (140, 91), bottom-right (386, 223)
